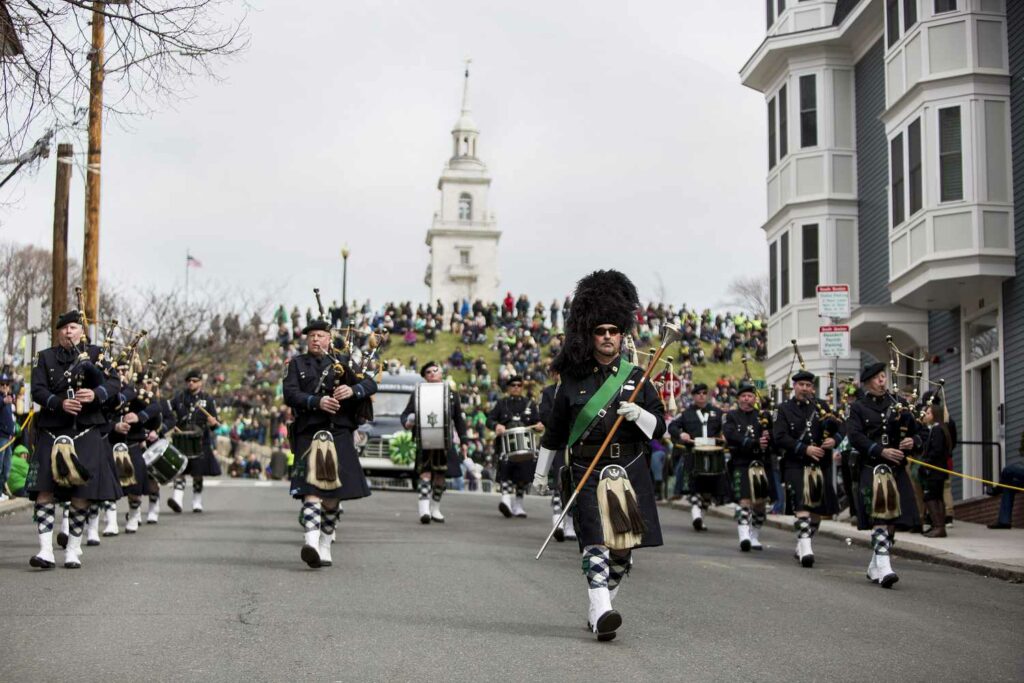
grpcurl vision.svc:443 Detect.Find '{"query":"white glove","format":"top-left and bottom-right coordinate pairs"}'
top-left (617, 402), bottom-right (658, 438)
top-left (533, 447), bottom-right (555, 489)
top-left (616, 402), bottom-right (642, 422)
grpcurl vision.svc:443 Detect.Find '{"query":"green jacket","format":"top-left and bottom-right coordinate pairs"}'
top-left (7, 456), bottom-right (28, 494)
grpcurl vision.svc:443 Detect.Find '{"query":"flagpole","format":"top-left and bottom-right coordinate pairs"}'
top-left (185, 249), bottom-right (190, 305)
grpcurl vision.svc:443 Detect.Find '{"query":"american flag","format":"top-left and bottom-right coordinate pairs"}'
top-left (186, 253), bottom-right (202, 268)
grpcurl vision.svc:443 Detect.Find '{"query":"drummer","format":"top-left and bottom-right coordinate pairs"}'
top-left (401, 361), bottom-right (468, 524)
top-left (488, 374), bottom-right (543, 518)
top-left (668, 383), bottom-right (730, 531)
top-left (111, 369), bottom-right (163, 534)
top-left (169, 370), bottom-right (221, 514)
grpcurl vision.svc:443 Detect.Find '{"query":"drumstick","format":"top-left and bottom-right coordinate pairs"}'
top-left (196, 403), bottom-right (219, 426)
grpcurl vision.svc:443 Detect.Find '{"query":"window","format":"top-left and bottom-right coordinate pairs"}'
top-left (802, 224), bottom-right (819, 300)
top-left (934, 0), bottom-right (956, 14)
top-left (768, 97), bottom-right (777, 170)
top-left (459, 249), bottom-right (470, 266)
top-left (777, 0), bottom-right (786, 14)
top-left (799, 75), bottom-right (817, 148)
top-left (939, 107), bottom-right (963, 202)
top-left (458, 193), bottom-right (472, 220)
top-left (780, 231), bottom-right (791, 308)
top-left (766, 0), bottom-right (774, 28)
top-left (779, 84), bottom-right (788, 159)
top-left (769, 241), bottom-right (778, 315)
top-left (908, 118), bottom-right (922, 215)
top-left (903, 0), bottom-right (917, 31)
top-left (886, 0), bottom-right (900, 47)
top-left (891, 133), bottom-right (905, 226)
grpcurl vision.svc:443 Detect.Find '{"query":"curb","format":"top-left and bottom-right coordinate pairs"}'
top-left (0, 498), bottom-right (32, 519)
top-left (668, 500), bottom-right (1024, 583)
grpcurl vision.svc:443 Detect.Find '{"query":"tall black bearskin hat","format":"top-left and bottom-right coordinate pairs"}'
top-left (551, 269), bottom-right (639, 378)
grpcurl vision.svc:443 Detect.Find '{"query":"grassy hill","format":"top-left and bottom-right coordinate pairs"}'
top-left (376, 330), bottom-right (763, 390)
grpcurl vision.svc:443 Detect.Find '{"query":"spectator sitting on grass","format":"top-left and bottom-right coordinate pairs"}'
top-left (403, 328), bottom-right (417, 346)
top-left (448, 346), bottom-right (465, 369)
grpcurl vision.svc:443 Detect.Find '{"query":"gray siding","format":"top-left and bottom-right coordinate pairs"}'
top-left (855, 38), bottom-right (890, 305)
top-left (928, 309), bottom-right (964, 498)
top-left (1002, 0), bottom-right (1024, 468)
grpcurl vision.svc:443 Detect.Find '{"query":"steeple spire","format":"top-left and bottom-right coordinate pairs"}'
top-left (461, 58), bottom-right (472, 115)
top-left (451, 59), bottom-right (479, 159)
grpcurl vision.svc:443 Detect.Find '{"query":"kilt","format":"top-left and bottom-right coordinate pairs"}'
top-left (120, 441), bottom-right (153, 496)
top-left (416, 446), bottom-right (461, 478)
top-left (184, 447), bottom-right (222, 478)
top-left (568, 444), bottom-right (662, 551)
top-left (856, 462), bottom-right (921, 531)
top-left (290, 427), bottom-right (371, 501)
top-left (783, 459), bottom-right (840, 516)
top-left (27, 428), bottom-right (123, 502)
top-left (679, 448), bottom-right (732, 500)
top-left (729, 459), bottom-right (778, 503)
top-left (497, 456), bottom-right (537, 485)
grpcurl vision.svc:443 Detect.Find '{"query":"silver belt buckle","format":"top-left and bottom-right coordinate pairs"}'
top-left (881, 434), bottom-right (889, 446)
top-left (610, 443), bottom-right (621, 459)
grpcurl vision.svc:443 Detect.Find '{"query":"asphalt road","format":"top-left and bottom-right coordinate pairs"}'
top-left (1, 482), bottom-right (1021, 682)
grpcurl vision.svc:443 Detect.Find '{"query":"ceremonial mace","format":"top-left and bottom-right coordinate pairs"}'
top-left (535, 322), bottom-right (682, 560)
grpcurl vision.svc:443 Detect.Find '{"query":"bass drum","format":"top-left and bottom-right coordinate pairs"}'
top-left (415, 382), bottom-right (452, 451)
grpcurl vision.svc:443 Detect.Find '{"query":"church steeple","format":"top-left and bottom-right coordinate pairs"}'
top-left (452, 60), bottom-right (479, 160)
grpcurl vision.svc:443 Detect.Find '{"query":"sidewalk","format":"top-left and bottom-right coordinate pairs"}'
top-left (668, 499), bottom-right (1024, 583)
top-left (0, 497), bottom-right (31, 518)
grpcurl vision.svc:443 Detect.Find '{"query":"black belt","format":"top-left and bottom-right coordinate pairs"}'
top-left (571, 441), bottom-right (645, 461)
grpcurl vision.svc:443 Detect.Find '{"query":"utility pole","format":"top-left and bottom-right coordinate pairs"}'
top-left (82, 1), bottom-right (109, 326)
top-left (51, 143), bottom-right (73, 336)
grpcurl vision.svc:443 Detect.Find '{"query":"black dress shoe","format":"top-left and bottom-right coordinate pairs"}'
top-left (300, 545), bottom-right (322, 568)
top-left (29, 556), bottom-right (56, 569)
top-left (57, 532), bottom-right (68, 549)
top-left (499, 501), bottom-right (513, 518)
top-left (167, 498), bottom-right (182, 513)
top-left (987, 522), bottom-right (1012, 530)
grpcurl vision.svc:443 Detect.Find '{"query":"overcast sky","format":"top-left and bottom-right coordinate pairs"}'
top-left (1, 0), bottom-right (768, 313)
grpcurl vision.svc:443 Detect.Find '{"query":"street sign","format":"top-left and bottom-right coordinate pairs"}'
top-left (819, 325), bottom-right (850, 359)
top-left (816, 284), bottom-right (850, 319)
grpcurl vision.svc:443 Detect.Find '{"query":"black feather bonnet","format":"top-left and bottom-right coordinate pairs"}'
top-left (551, 269), bottom-right (639, 378)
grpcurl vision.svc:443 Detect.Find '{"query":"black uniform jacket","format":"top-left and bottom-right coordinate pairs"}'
top-left (487, 395), bottom-right (540, 430)
top-left (772, 397), bottom-right (829, 466)
top-left (539, 383), bottom-right (557, 428)
top-left (108, 386), bottom-right (163, 445)
top-left (846, 392), bottom-right (921, 467)
top-left (283, 352), bottom-right (377, 434)
top-left (400, 383), bottom-right (468, 445)
top-left (723, 407), bottom-right (771, 467)
top-left (171, 389), bottom-right (220, 452)
top-left (668, 404), bottom-right (723, 445)
top-left (540, 356), bottom-right (666, 452)
top-left (32, 343), bottom-right (121, 430)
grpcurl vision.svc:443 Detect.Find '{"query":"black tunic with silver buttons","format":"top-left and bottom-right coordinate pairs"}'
top-left (488, 394), bottom-right (541, 484)
top-left (772, 398), bottom-right (839, 515)
top-left (540, 356), bottom-right (666, 550)
top-left (27, 343), bottom-right (123, 502)
top-left (668, 405), bottom-right (730, 498)
top-left (846, 392), bottom-right (921, 530)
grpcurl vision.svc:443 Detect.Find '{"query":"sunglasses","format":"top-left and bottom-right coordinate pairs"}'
top-left (509, 382), bottom-right (523, 387)
top-left (592, 326), bottom-right (621, 337)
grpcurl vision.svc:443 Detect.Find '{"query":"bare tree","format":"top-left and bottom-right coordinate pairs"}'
top-left (0, 0), bottom-right (247, 185)
top-left (0, 241), bottom-right (50, 352)
top-left (723, 274), bottom-right (769, 320)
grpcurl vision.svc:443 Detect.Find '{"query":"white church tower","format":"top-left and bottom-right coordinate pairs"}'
top-left (424, 64), bottom-right (501, 308)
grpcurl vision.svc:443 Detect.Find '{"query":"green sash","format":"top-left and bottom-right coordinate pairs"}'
top-left (567, 360), bottom-right (634, 448)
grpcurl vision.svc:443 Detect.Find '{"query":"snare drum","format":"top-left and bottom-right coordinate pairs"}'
top-left (415, 382), bottom-right (452, 451)
top-left (693, 446), bottom-right (726, 476)
top-left (142, 439), bottom-right (188, 484)
top-left (172, 430), bottom-right (204, 459)
top-left (499, 426), bottom-right (537, 463)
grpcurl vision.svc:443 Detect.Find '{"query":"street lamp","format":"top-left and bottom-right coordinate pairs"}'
top-left (341, 245), bottom-right (350, 324)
